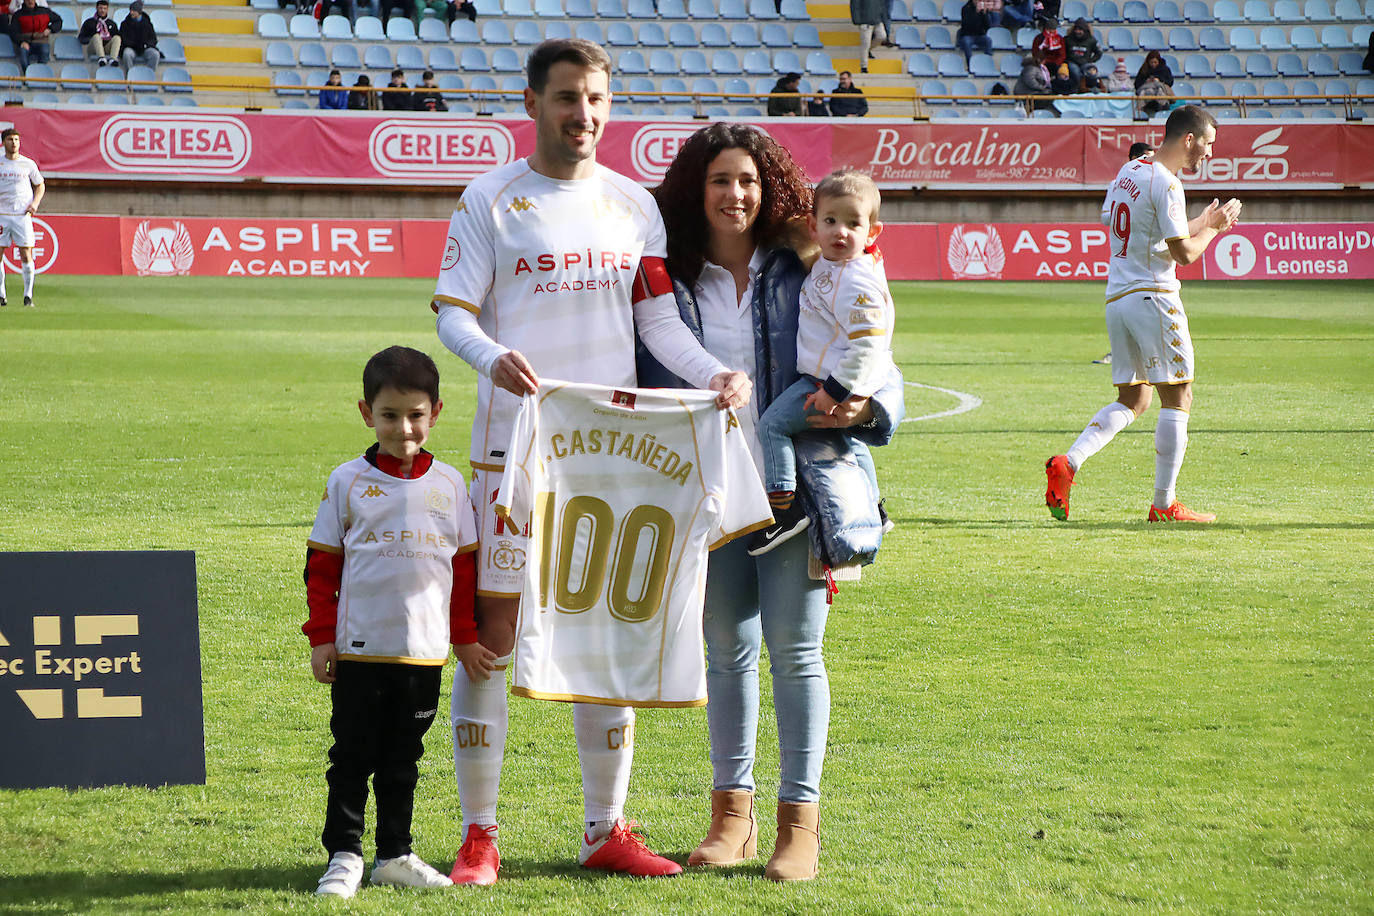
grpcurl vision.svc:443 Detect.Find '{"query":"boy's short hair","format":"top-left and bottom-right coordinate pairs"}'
top-left (814, 167), bottom-right (882, 222)
top-left (1127, 141), bottom-right (1154, 159)
top-left (526, 38), bottom-right (612, 94)
top-left (1, 128), bottom-right (18, 141)
top-left (363, 346), bottom-right (440, 406)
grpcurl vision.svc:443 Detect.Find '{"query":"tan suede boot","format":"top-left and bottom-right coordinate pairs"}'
top-left (687, 790), bottom-right (758, 866)
top-left (764, 801), bottom-right (820, 882)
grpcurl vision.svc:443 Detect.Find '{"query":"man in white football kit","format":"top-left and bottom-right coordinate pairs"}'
top-left (496, 382), bottom-right (771, 706)
top-left (0, 128), bottom-right (45, 308)
top-left (1046, 106), bottom-right (1241, 523)
top-left (431, 39), bottom-right (751, 882)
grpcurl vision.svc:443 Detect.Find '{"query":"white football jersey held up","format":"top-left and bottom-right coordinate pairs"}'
top-left (1101, 157), bottom-right (1192, 302)
top-left (308, 456), bottom-right (478, 664)
top-left (0, 154), bottom-right (41, 214)
top-left (795, 250), bottom-right (896, 399)
top-left (433, 160), bottom-right (668, 472)
top-left (496, 381), bottom-right (772, 707)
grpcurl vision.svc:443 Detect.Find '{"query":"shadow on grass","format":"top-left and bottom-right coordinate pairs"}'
top-left (903, 517), bottom-right (1374, 532)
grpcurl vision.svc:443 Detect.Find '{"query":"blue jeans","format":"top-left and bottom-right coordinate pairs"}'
top-left (702, 533), bottom-right (830, 804)
top-left (957, 33), bottom-right (992, 63)
top-left (17, 41), bottom-right (50, 72)
top-left (757, 375), bottom-right (823, 493)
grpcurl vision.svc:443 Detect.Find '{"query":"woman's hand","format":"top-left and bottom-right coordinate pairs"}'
top-left (709, 370), bottom-right (752, 410)
top-left (806, 394), bottom-right (874, 428)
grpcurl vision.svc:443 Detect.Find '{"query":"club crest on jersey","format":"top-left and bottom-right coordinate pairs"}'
top-left (611, 390), bottom-right (637, 409)
top-left (426, 488), bottom-right (452, 516)
top-left (442, 237), bottom-right (461, 270)
top-left (507, 197), bottom-right (537, 213)
top-left (491, 539), bottom-right (527, 571)
top-left (947, 224), bottom-right (1006, 279)
top-left (814, 272), bottom-right (834, 294)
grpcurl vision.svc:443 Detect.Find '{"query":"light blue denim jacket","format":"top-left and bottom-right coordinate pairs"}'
top-left (636, 246), bottom-right (905, 567)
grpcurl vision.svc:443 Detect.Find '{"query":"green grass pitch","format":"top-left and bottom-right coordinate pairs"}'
top-left (0, 276), bottom-right (1370, 914)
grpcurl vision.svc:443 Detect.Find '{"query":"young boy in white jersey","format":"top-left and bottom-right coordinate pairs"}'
top-left (303, 346), bottom-right (485, 898)
top-left (1045, 105), bottom-right (1241, 523)
top-left (0, 128), bottom-right (45, 308)
top-left (748, 168), bottom-right (895, 556)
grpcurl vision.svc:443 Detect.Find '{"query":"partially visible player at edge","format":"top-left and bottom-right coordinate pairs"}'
top-left (0, 128), bottom-right (45, 308)
top-left (430, 38), bottom-right (752, 884)
top-left (1046, 105), bottom-right (1241, 523)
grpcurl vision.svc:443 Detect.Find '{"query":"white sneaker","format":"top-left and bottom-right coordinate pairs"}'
top-left (371, 853), bottom-right (453, 889)
top-left (316, 851), bottom-right (364, 897)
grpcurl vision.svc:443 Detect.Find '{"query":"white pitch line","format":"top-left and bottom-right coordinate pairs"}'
top-left (902, 381), bottom-right (983, 423)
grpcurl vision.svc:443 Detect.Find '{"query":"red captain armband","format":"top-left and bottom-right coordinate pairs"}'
top-left (631, 256), bottom-right (673, 304)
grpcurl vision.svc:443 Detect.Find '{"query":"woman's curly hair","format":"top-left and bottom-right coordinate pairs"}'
top-left (652, 123), bottom-right (813, 288)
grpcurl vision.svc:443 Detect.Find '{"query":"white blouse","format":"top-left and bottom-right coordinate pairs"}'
top-left (692, 247), bottom-right (768, 475)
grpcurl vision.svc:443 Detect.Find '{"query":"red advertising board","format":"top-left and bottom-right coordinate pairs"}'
top-left (28, 214), bottom-right (1374, 281)
top-left (8, 107), bottom-right (1373, 190)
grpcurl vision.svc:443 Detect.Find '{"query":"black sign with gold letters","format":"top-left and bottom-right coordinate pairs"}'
top-left (0, 551), bottom-right (205, 789)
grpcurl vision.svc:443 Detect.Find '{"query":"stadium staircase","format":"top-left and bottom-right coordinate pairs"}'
top-left (176, 0), bottom-right (271, 107)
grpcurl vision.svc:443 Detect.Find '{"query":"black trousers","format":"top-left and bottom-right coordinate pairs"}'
top-left (321, 660), bottom-right (442, 860)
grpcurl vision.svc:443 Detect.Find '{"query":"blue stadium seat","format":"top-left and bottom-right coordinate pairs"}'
top-left (1292, 78), bottom-right (1320, 101)
top-left (1336, 50), bottom-right (1365, 72)
top-left (574, 21), bottom-right (603, 43)
top-left (949, 78), bottom-right (978, 101)
top-left (563, 0), bottom-right (592, 13)
top-left (617, 49), bottom-right (647, 73)
top-left (642, 23), bottom-right (670, 46)
top-left (1231, 27), bottom-right (1260, 50)
top-left (760, 22), bottom-right (790, 46)
top-left (922, 78), bottom-right (950, 104)
top-left (1199, 26), bottom-right (1227, 48)
top-left (332, 44), bottom-right (361, 69)
top-left (459, 46), bottom-right (489, 70)
top-left (709, 49), bottom-right (739, 73)
top-left (1213, 0), bottom-right (1243, 19)
top-left (264, 41), bottom-right (294, 67)
top-left (1093, 0), bottom-right (1123, 21)
top-left (298, 43), bottom-right (327, 68)
top-left (58, 62), bottom-right (88, 88)
top-left (532, 0), bottom-right (561, 13)
top-left (1155, 0), bottom-right (1184, 19)
top-left (625, 76), bottom-right (656, 99)
top-left (687, 0), bottom-right (714, 15)
top-left (911, 0), bottom-right (939, 17)
top-left (396, 45), bottom-right (425, 69)
top-left (643, 49), bottom-right (673, 73)
top-left (1332, 0), bottom-right (1360, 18)
top-left (1016, 26), bottom-right (1036, 48)
top-left (157, 37), bottom-right (186, 64)
top-left (436, 76), bottom-right (465, 100)
top-left (429, 46), bottom-right (458, 70)
top-left (505, 0), bottom-right (535, 13)
top-left (512, 20), bottom-right (541, 44)
top-left (937, 51), bottom-right (965, 75)
top-left (748, 0), bottom-right (779, 17)
top-left (1246, 106), bottom-right (1276, 116)
top-left (541, 21), bottom-right (570, 40)
top-left (1354, 22), bottom-right (1373, 45)
top-left (660, 0), bottom-right (689, 16)
top-left (907, 52), bottom-right (937, 76)
top-left (1304, 0), bottom-right (1332, 15)
top-left (700, 22), bottom-right (729, 46)
top-left (449, 19), bottom-right (477, 42)
top-left (482, 20), bottom-right (512, 43)
top-left (690, 75), bottom-right (719, 95)
top-left (804, 50), bottom-right (833, 74)
top-left (275, 69), bottom-right (304, 96)
top-left (780, 0), bottom-right (810, 17)
top-left (1061, 0), bottom-right (1089, 18)
top-left (52, 34), bottom-right (82, 60)
top-left (491, 47), bottom-right (522, 71)
top-left (926, 25), bottom-right (954, 48)
top-left (660, 75), bottom-right (687, 98)
top-left (1123, 0), bottom-right (1150, 21)
top-left (719, 0), bottom-right (748, 18)
top-left (626, 0), bottom-right (655, 13)
top-left (1275, 51), bottom-right (1305, 74)
top-left (1242, 0), bottom-right (1274, 19)
top-left (135, 93), bottom-right (167, 105)
top-left (723, 76), bottom-right (750, 100)
top-left (289, 13), bottom-right (318, 38)
top-left (1170, 27), bottom-right (1199, 49)
top-left (774, 48), bottom-right (803, 71)
top-left (1260, 26), bottom-right (1291, 49)
top-left (668, 22), bottom-right (697, 45)
top-left (1323, 77), bottom-right (1350, 96)
top-left (1262, 81), bottom-right (1294, 104)
top-left (681, 50), bottom-right (710, 73)
top-left (1287, 25), bottom-right (1321, 49)
top-left (998, 105), bottom-right (1027, 117)
top-left (999, 52), bottom-right (1021, 76)
top-left (1320, 24), bottom-right (1350, 47)
top-left (606, 21), bottom-right (635, 45)
top-left (354, 16), bottom-right (384, 41)
top-left (418, 17), bottom-right (447, 41)
top-left (941, 0), bottom-right (961, 19)
top-left (1215, 52), bottom-right (1244, 75)
top-left (890, 0), bottom-right (912, 19)
top-left (791, 23), bottom-right (823, 48)
top-left (1173, 78), bottom-right (1196, 97)
top-left (1196, 78), bottom-right (1226, 99)
top-left (970, 52), bottom-right (998, 76)
top-left (1308, 106), bottom-right (1342, 117)
top-left (385, 17), bottom-right (416, 40)
top-left (162, 65), bottom-right (192, 93)
top-left (988, 26), bottom-right (1014, 50)
top-left (597, 0), bottom-right (625, 15)
top-left (321, 14), bottom-right (351, 39)
top-left (150, 9), bottom-right (178, 34)
top-left (1230, 78), bottom-right (1257, 98)
top-left (257, 12), bottom-right (288, 38)
top-left (1182, 0), bottom-right (1213, 18)
top-left (732, 23), bottom-right (761, 46)
top-left (1183, 53), bottom-right (1214, 76)
top-left (1273, 0), bottom-right (1301, 15)
top-left (1139, 27), bottom-right (1165, 49)
top-left (499, 75), bottom-right (525, 99)
top-left (1107, 26), bottom-right (1134, 50)
top-left (890, 24), bottom-right (922, 47)
top-left (67, 93), bottom-right (96, 103)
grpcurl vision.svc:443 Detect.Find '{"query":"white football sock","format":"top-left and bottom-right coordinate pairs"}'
top-left (21, 262), bottom-right (34, 298)
top-left (574, 703), bottom-right (634, 838)
top-left (1066, 402), bottom-right (1136, 471)
top-left (450, 654), bottom-right (510, 836)
top-left (1153, 407), bottom-right (1189, 510)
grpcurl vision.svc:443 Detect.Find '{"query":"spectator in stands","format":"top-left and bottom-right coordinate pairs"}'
top-left (850, 0), bottom-right (887, 74)
top-left (1080, 62), bottom-right (1102, 91)
top-left (413, 69), bottom-right (448, 111)
top-left (767, 71), bottom-right (803, 116)
top-left (1033, 0), bottom-right (1060, 21)
top-left (1064, 17), bottom-right (1100, 86)
top-left (277, 0), bottom-right (311, 16)
top-left (1361, 30), bottom-right (1372, 73)
top-left (807, 92), bottom-right (829, 116)
top-left (415, 0), bottom-right (449, 24)
top-left (119, 0), bottom-right (160, 73)
top-left (379, 0), bottom-right (418, 28)
top-left (1106, 56), bottom-right (1131, 91)
top-left (1031, 17), bottom-right (1066, 77)
top-left (348, 73), bottom-right (378, 109)
top-left (880, 0), bottom-right (897, 47)
top-left (1136, 72), bottom-right (1173, 114)
top-left (319, 68), bottom-right (348, 109)
top-left (956, 0), bottom-right (994, 64)
top-left (0, 0), bottom-right (12, 36)
top-left (450, 0), bottom-right (477, 22)
top-left (78, 0), bottom-right (120, 68)
top-left (382, 66), bottom-right (413, 110)
top-left (317, 0), bottom-right (356, 22)
top-left (829, 70), bottom-right (868, 116)
top-left (10, 0), bottom-right (61, 72)
top-left (1013, 51), bottom-right (1054, 111)
top-left (1051, 61), bottom-right (1077, 94)
top-left (1134, 50), bottom-right (1173, 92)
top-left (1001, 0), bottom-right (1035, 30)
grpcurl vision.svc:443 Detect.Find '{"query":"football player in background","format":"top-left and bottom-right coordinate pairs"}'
top-left (0, 127), bottom-right (45, 308)
top-left (1046, 106), bottom-right (1240, 523)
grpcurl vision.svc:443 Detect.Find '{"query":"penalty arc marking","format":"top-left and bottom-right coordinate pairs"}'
top-left (902, 381), bottom-right (983, 423)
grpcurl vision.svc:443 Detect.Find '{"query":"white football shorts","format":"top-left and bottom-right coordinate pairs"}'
top-left (1105, 289), bottom-right (1194, 387)
top-left (0, 213), bottom-right (35, 248)
top-left (470, 467), bottom-right (527, 598)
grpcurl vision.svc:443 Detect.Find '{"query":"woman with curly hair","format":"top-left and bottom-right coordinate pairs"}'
top-left (640, 123), bottom-right (898, 882)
